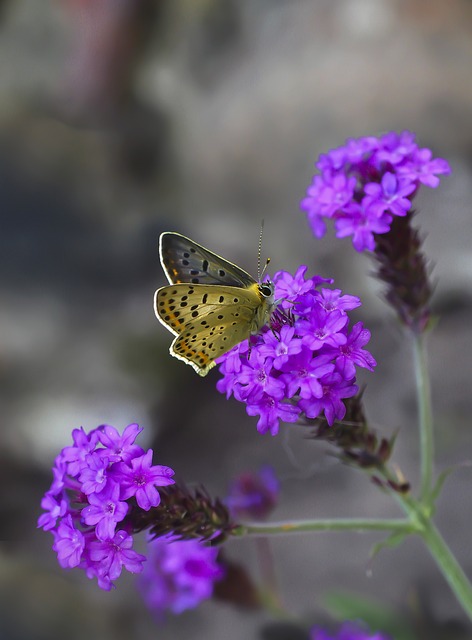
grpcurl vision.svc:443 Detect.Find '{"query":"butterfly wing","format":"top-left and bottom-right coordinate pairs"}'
top-left (154, 282), bottom-right (265, 376)
top-left (159, 232), bottom-right (257, 288)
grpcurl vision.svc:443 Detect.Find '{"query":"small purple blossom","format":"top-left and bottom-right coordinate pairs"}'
top-left (364, 172), bottom-right (415, 217)
top-left (138, 535), bottom-right (224, 616)
top-left (53, 514), bottom-right (85, 568)
top-left (216, 268), bottom-right (375, 435)
top-left (246, 393), bottom-right (301, 435)
top-left (87, 530), bottom-right (146, 591)
top-left (311, 622), bottom-right (391, 640)
top-left (299, 371), bottom-right (359, 425)
top-left (113, 449), bottom-right (175, 511)
top-left (81, 481), bottom-right (129, 540)
top-left (61, 427), bottom-right (99, 477)
top-left (97, 423), bottom-right (145, 463)
top-left (301, 131), bottom-right (450, 251)
top-left (327, 322), bottom-right (377, 380)
top-left (237, 351), bottom-right (286, 402)
top-left (315, 288), bottom-right (361, 313)
top-left (334, 202), bottom-right (393, 252)
top-left (258, 325), bottom-right (303, 370)
top-left (225, 466), bottom-right (280, 520)
top-left (274, 265), bottom-right (332, 308)
top-left (281, 351), bottom-right (335, 400)
top-left (79, 451), bottom-right (110, 495)
top-left (38, 423), bottom-right (175, 590)
top-left (37, 492), bottom-right (68, 531)
top-left (299, 308), bottom-right (348, 351)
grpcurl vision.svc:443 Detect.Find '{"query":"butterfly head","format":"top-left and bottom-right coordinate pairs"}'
top-left (258, 280), bottom-right (275, 301)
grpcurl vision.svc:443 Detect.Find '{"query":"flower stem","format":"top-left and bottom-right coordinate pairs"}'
top-left (239, 517), bottom-right (412, 537)
top-left (394, 492), bottom-right (472, 620)
top-left (421, 519), bottom-right (472, 617)
top-left (412, 332), bottom-right (434, 502)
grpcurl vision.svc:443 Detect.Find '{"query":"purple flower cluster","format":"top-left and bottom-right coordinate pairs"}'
top-left (138, 535), bottom-right (224, 616)
top-left (311, 622), bottom-right (390, 640)
top-left (37, 423), bottom-right (175, 590)
top-left (216, 267), bottom-right (376, 435)
top-left (300, 131), bottom-right (450, 251)
top-left (225, 466), bottom-right (279, 521)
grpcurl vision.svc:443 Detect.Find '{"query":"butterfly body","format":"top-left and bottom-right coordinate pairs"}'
top-left (154, 232), bottom-right (275, 376)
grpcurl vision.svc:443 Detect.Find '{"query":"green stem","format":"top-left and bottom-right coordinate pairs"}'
top-left (238, 517), bottom-right (412, 537)
top-left (421, 520), bottom-right (472, 617)
top-left (238, 499), bottom-right (472, 620)
top-left (394, 492), bottom-right (472, 620)
top-left (413, 332), bottom-right (434, 502)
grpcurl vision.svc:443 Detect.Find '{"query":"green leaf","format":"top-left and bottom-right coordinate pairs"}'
top-left (429, 463), bottom-right (471, 512)
top-left (370, 530), bottom-right (409, 561)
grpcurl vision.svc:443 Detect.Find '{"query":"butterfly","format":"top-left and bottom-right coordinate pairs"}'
top-left (154, 232), bottom-right (276, 376)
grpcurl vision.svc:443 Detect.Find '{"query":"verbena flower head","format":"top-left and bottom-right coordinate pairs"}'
top-left (138, 535), bottom-right (224, 616)
top-left (225, 466), bottom-right (280, 521)
top-left (37, 423), bottom-right (175, 590)
top-left (216, 268), bottom-right (376, 436)
top-left (301, 131), bottom-right (450, 252)
top-left (310, 622), bottom-right (391, 640)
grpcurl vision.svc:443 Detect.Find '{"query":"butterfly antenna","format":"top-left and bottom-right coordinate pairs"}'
top-left (257, 221), bottom-right (272, 282)
top-left (257, 220), bottom-right (264, 281)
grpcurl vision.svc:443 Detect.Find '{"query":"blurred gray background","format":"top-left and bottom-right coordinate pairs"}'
top-left (1, 0), bottom-right (472, 638)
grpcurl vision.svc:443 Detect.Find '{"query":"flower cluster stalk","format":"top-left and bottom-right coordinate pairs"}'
top-left (412, 333), bottom-right (434, 502)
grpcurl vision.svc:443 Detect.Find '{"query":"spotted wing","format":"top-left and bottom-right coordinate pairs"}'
top-left (159, 232), bottom-right (257, 288)
top-left (154, 282), bottom-right (265, 376)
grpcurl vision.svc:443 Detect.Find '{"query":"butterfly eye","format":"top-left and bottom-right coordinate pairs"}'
top-left (259, 283), bottom-right (273, 298)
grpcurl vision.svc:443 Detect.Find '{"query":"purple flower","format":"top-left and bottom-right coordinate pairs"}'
top-left (376, 130), bottom-right (418, 165)
top-left (327, 322), bottom-right (377, 380)
top-left (299, 371), bottom-right (359, 425)
top-left (311, 622), bottom-right (391, 640)
top-left (335, 202), bottom-right (393, 252)
top-left (302, 172), bottom-right (357, 219)
top-left (364, 172), bottom-right (415, 217)
top-left (62, 427), bottom-right (99, 477)
top-left (87, 530), bottom-right (146, 591)
top-left (81, 481), bottom-right (129, 540)
top-left (37, 492), bottom-right (68, 531)
top-left (97, 423), bottom-right (145, 463)
top-left (113, 449), bottom-right (175, 510)
top-left (49, 455), bottom-right (68, 495)
top-left (138, 535), bottom-right (224, 616)
top-left (38, 423), bottom-right (175, 590)
top-left (246, 393), bottom-right (301, 435)
top-left (397, 146), bottom-right (451, 187)
top-left (281, 350), bottom-right (335, 400)
top-left (274, 265), bottom-right (311, 297)
top-left (216, 268), bottom-right (375, 434)
top-left (315, 288), bottom-right (361, 313)
top-left (274, 265), bottom-right (332, 310)
top-left (215, 341), bottom-right (250, 399)
top-left (225, 466), bottom-right (280, 520)
top-left (301, 131), bottom-right (450, 251)
top-left (237, 351), bottom-right (286, 402)
top-left (79, 451), bottom-right (110, 495)
top-left (299, 308), bottom-right (348, 351)
top-left (53, 514), bottom-right (85, 568)
top-left (257, 326), bottom-right (303, 370)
